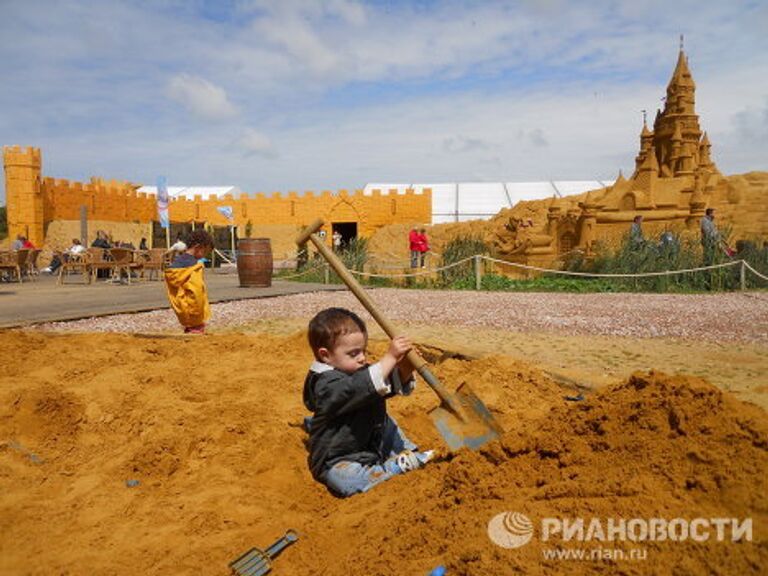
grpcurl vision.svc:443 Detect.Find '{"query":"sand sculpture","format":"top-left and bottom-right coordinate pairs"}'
top-left (483, 47), bottom-right (768, 268)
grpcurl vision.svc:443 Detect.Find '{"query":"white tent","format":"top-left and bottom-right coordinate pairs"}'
top-left (364, 181), bottom-right (613, 224)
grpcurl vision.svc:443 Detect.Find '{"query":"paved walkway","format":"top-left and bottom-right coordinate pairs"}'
top-left (0, 271), bottom-right (343, 328)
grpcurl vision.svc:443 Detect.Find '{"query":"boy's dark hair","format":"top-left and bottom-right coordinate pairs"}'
top-left (186, 229), bottom-right (214, 248)
top-left (308, 308), bottom-right (367, 359)
top-left (705, 208), bottom-right (715, 216)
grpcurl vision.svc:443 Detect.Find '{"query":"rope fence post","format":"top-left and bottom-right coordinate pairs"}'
top-left (324, 262), bottom-right (330, 284)
top-left (740, 260), bottom-right (746, 291)
top-left (474, 255), bottom-right (483, 290)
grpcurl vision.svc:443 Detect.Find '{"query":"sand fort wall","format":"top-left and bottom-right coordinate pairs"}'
top-left (2, 144), bottom-right (431, 255)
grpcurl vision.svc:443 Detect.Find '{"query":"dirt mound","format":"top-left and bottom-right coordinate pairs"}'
top-left (0, 332), bottom-right (765, 575)
top-left (316, 371), bottom-right (767, 575)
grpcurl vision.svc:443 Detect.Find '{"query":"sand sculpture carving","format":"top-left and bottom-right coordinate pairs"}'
top-left (487, 48), bottom-right (767, 268)
top-left (368, 48), bottom-right (767, 269)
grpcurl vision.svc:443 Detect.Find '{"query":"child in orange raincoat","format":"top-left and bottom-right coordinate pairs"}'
top-left (164, 230), bottom-right (214, 334)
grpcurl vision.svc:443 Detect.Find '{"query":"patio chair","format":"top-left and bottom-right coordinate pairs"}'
top-left (25, 249), bottom-right (42, 279)
top-left (88, 247), bottom-right (114, 282)
top-left (109, 247), bottom-right (140, 284)
top-left (0, 250), bottom-right (29, 283)
top-left (139, 248), bottom-right (169, 281)
top-left (57, 251), bottom-right (92, 285)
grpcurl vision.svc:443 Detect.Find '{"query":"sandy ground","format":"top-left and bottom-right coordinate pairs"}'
top-left (34, 289), bottom-right (768, 411)
top-left (1, 327), bottom-right (766, 575)
top-left (226, 318), bottom-right (768, 413)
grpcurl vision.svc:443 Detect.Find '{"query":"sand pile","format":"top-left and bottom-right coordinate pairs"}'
top-left (0, 331), bottom-right (765, 575)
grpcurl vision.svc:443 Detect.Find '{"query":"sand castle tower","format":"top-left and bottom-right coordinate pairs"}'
top-left (648, 41), bottom-right (720, 180)
top-left (3, 146), bottom-right (44, 247)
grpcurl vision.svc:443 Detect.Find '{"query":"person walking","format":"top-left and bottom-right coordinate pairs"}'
top-left (700, 208), bottom-right (719, 266)
top-left (629, 215), bottom-right (645, 249)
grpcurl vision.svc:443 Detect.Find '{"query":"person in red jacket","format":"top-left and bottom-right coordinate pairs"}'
top-left (408, 227), bottom-right (420, 268)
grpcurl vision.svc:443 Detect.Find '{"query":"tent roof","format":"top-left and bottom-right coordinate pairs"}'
top-left (364, 181), bottom-right (613, 223)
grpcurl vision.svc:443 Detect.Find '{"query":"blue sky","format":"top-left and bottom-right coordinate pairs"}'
top-left (1, 0), bottom-right (767, 204)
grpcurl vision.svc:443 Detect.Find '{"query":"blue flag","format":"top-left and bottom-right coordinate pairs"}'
top-left (156, 176), bottom-right (170, 229)
top-left (217, 205), bottom-right (234, 221)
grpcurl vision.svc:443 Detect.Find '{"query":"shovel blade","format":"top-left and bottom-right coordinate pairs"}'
top-left (428, 382), bottom-right (503, 451)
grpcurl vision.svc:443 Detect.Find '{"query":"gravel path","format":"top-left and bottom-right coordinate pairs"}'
top-left (33, 289), bottom-right (768, 344)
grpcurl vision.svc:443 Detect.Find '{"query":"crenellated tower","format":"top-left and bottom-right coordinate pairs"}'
top-left (3, 145), bottom-right (44, 247)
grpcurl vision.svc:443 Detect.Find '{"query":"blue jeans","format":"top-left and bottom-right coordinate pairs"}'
top-left (410, 250), bottom-right (420, 268)
top-left (325, 416), bottom-right (417, 497)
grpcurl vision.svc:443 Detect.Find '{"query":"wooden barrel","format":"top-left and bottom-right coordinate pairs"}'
top-left (237, 238), bottom-right (273, 287)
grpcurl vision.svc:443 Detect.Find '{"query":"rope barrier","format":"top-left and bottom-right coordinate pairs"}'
top-left (347, 256), bottom-right (476, 278)
top-left (481, 255), bottom-right (743, 279)
top-left (744, 261), bottom-right (768, 283)
top-left (280, 247), bottom-right (768, 287)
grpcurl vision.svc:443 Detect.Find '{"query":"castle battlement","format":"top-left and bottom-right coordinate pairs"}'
top-left (2, 145), bottom-right (41, 167)
top-left (4, 144), bottom-right (432, 250)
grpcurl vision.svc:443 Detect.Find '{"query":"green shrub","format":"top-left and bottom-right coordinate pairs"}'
top-left (440, 235), bottom-right (488, 287)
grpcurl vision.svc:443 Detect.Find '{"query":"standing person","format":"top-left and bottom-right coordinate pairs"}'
top-left (408, 227), bottom-right (420, 268)
top-left (629, 215), bottom-right (645, 249)
top-left (700, 208), bottom-right (719, 266)
top-left (11, 235), bottom-right (24, 251)
top-left (417, 228), bottom-right (430, 268)
top-left (332, 230), bottom-right (343, 252)
top-left (164, 230), bottom-right (213, 334)
top-left (139, 237), bottom-right (148, 251)
top-left (302, 307), bottom-right (433, 497)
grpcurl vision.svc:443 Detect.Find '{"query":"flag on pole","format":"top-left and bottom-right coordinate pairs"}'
top-left (157, 176), bottom-right (170, 229)
top-left (217, 205), bottom-right (234, 221)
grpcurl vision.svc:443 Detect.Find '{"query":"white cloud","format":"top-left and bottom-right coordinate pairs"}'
top-left (166, 74), bottom-right (238, 120)
top-left (443, 135), bottom-right (492, 154)
top-left (1, 0), bottom-right (767, 204)
top-left (239, 128), bottom-right (277, 158)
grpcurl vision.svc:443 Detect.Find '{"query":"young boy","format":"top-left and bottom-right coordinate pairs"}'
top-left (303, 307), bottom-right (433, 497)
top-left (164, 230), bottom-right (213, 334)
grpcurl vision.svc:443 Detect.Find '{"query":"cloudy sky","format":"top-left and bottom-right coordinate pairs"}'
top-left (1, 0), bottom-right (767, 203)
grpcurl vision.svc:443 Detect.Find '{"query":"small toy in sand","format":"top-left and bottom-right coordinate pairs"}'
top-left (229, 530), bottom-right (299, 576)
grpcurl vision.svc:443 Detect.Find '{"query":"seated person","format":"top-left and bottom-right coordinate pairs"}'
top-left (303, 307), bottom-right (433, 497)
top-left (91, 230), bottom-right (111, 249)
top-left (44, 239), bottom-right (86, 273)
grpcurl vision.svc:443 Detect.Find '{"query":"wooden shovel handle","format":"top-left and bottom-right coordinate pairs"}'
top-left (296, 219), bottom-right (463, 413)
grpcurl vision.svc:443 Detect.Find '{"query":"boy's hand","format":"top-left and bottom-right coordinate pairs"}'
top-left (388, 335), bottom-right (412, 362)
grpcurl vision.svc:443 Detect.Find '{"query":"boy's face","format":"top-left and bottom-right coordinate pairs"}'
top-left (319, 330), bottom-right (367, 374)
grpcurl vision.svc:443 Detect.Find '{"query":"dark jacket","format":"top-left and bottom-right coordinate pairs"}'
top-left (303, 361), bottom-right (412, 481)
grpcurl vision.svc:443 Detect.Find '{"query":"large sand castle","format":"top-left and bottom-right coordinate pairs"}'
top-left (368, 49), bottom-right (767, 268)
